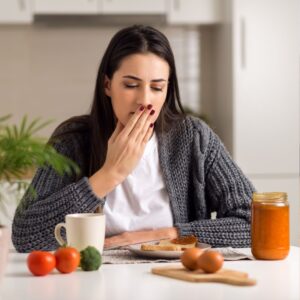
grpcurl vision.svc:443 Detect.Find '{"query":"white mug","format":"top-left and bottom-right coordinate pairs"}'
top-left (54, 213), bottom-right (106, 254)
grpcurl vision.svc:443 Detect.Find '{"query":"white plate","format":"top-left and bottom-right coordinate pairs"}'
top-left (126, 242), bottom-right (211, 259)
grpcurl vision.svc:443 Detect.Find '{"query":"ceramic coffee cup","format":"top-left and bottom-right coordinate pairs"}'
top-left (54, 213), bottom-right (106, 254)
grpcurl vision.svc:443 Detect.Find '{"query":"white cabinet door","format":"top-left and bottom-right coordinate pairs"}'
top-left (34, 0), bottom-right (99, 14)
top-left (250, 176), bottom-right (300, 246)
top-left (233, 0), bottom-right (299, 175)
top-left (167, 0), bottom-right (221, 24)
top-left (102, 0), bottom-right (166, 14)
top-left (0, 0), bottom-right (32, 23)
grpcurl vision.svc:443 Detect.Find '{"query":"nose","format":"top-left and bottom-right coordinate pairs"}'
top-left (136, 86), bottom-right (152, 108)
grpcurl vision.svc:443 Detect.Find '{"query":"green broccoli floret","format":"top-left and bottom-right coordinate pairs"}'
top-left (80, 246), bottom-right (102, 271)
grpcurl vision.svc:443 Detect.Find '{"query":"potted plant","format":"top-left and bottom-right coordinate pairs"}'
top-left (0, 115), bottom-right (78, 282)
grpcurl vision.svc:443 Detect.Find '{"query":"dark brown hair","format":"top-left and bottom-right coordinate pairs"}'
top-left (53, 25), bottom-right (185, 176)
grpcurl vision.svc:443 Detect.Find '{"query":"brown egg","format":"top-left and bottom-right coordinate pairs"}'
top-left (196, 250), bottom-right (224, 273)
top-left (180, 248), bottom-right (204, 271)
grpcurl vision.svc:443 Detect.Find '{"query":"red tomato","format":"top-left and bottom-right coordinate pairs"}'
top-left (27, 251), bottom-right (56, 276)
top-left (54, 247), bottom-right (80, 274)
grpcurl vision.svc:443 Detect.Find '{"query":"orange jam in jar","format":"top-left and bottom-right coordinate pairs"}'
top-left (251, 192), bottom-right (289, 260)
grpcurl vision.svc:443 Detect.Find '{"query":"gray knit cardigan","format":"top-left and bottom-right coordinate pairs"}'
top-left (12, 116), bottom-right (255, 252)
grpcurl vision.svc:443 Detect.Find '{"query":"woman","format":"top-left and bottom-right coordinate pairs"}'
top-left (12, 25), bottom-right (255, 253)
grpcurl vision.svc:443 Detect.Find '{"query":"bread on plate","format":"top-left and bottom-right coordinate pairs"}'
top-left (140, 235), bottom-right (198, 251)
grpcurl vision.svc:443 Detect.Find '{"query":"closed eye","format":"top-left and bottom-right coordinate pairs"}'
top-left (124, 83), bottom-right (163, 92)
top-left (152, 87), bottom-right (163, 92)
top-left (125, 84), bottom-right (138, 88)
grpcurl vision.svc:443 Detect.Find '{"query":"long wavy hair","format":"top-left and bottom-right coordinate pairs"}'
top-left (53, 25), bottom-right (185, 177)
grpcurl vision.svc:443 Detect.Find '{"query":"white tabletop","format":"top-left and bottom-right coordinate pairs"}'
top-left (0, 247), bottom-right (299, 300)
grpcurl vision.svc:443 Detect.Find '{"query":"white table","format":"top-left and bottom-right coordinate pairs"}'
top-left (0, 247), bottom-right (299, 300)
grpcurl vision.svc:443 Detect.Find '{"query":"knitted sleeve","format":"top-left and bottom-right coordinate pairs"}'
top-left (12, 134), bottom-right (104, 253)
top-left (177, 124), bottom-right (256, 248)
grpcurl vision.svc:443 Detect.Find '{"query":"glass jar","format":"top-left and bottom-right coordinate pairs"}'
top-left (251, 192), bottom-right (289, 260)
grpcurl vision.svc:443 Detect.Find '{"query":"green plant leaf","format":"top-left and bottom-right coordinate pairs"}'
top-left (0, 114), bottom-right (11, 124)
top-left (0, 115), bottom-right (80, 184)
top-left (19, 115), bottom-right (28, 137)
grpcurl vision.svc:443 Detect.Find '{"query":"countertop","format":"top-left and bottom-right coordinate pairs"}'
top-left (0, 247), bottom-right (299, 300)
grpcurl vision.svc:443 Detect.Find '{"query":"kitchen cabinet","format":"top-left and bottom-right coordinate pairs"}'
top-left (34, 0), bottom-right (165, 15)
top-left (210, 0), bottom-right (299, 175)
top-left (209, 0), bottom-right (299, 244)
top-left (34, 0), bottom-right (99, 14)
top-left (102, 0), bottom-right (166, 14)
top-left (167, 0), bottom-right (222, 24)
top-left (0, 0), bottom-right (33, 23)
top-left (232, 0), bottom-right (299, 175)
top-left (33, 0), bottom-right (219, 18)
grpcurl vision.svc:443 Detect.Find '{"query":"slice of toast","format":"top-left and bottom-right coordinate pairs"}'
top-left (159, 235), bottom-right (198, 250)
top-left (140, 244), bottom-right (182, 251)
top-left (140, 235), bottom-right (198, 251)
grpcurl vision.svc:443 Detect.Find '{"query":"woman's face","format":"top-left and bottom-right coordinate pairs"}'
top-left (104, 53), bottom-right (170, 126)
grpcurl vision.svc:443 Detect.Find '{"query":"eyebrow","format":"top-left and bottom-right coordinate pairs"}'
top-left (122, 75), bottom-right (167, 83)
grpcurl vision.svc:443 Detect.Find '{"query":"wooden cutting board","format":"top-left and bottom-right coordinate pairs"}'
top-left (152, 265), bottom-right (256, 286)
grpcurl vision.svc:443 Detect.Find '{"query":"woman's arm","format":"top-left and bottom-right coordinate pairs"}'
top-left (176, 125), bottom-right (255, 248)
top-left (12, 140), bottom-right (103, 253)
top-left (104, 227), bottom-right (178, 249)
top-left (13, 107), bottom-right (155, 252)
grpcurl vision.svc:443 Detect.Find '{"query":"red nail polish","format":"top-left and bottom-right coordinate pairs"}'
top-left (150, 109), bottom-right (155, 115)
top-left (150, 123), bottom-right (154, 128)
top-left (147, 104), bottom-right (153, 110)
top-left (140, 106), bottom-right (145, 111)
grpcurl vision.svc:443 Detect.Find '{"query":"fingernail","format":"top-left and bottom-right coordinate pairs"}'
top-left (150, 123), bottom-right (154, 128)
top-left (147, 104), bottom-right (153, 110)
top-left (140, 106), bottom-right (145, 111)
top-left (150, 109), bottom-right (155, 115)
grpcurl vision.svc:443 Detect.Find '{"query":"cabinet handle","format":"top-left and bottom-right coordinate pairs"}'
top-left (240, 17), bottom-right (246, 69)
top-left (18, 0), bottom-right (26, 11)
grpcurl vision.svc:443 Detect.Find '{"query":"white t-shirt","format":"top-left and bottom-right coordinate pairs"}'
top-left (104, 133), bottom-right (173, 237)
